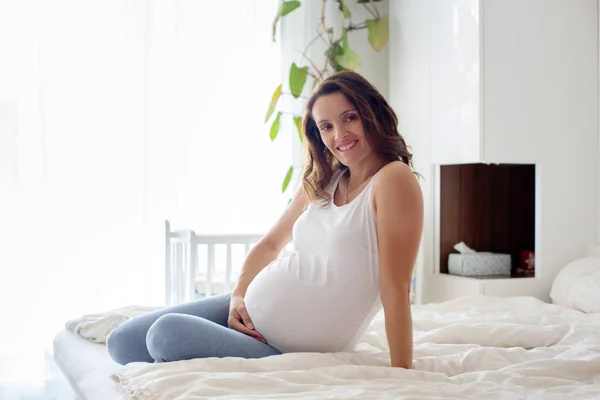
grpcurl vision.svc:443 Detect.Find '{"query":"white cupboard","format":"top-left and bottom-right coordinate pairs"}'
top-left (390, 0), bottom-right (599, 303)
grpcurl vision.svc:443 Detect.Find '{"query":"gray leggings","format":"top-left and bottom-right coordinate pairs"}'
top-left (106, 292), bottom-right (281, 365)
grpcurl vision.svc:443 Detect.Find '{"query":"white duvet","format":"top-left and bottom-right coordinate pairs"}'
top-left (104, 296), bottom-right (600, 399)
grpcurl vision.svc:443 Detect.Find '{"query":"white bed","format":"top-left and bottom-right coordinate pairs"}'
top-left (52, 224), bottom-right (600, 399)
top-left (54, 294), bottom-right (600, 399)
top-left (53, 330), bottom-right (123, 400)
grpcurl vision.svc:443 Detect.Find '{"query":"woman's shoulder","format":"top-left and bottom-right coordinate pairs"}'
top-left (372, 161), bottom-right (422, 208)
top-left (373, 161), bottom-right (416, 185)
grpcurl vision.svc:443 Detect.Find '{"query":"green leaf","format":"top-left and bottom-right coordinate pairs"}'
top-left (270, 112), bottom-right (281, 141)
top-left (293, 116), bottom-right (303, 142)
top-left (272, 1), bottom-right (301, 42)
top-left (282, 166), bottom-right (294, 193)
top-left (289, 63), bottom-right (308, 98)
top-left (311, 77), bottom-right (319, 91)
top-left (336, 0), bottom-right (351, 18)
top-left (341, 26), bottom-right (349, 50)
top-left (334, 43), bottom-right (344, 56)
top-left (265, 84), bottom-right (282, 123)
top-left (334, 28), bottom-right (361, 70)
top-left (282, 166), bottom-right (294, 192)
top-left (325, 43), bottom-right (345, 72)
top-left (365, 17), bottom-right (389, 51)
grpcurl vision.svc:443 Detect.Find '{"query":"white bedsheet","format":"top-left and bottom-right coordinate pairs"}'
top-left (53, 330), bottom-right (123, 400)
top-left (109, 296), bottom-right (600, 399)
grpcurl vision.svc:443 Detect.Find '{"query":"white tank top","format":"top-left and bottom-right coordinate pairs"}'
top-left (244, 168), bottom-right (382, 353)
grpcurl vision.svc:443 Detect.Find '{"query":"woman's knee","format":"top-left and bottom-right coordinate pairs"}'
top-left (146, 313), bottom-right (183, 362)
top-left (106, 318), bottom-right (153, 365)
top-left (106, 321), bottom-right (133, 365)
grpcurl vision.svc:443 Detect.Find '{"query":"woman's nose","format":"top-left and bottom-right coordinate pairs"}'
top-left (334, 127), bottom-right (348, 140)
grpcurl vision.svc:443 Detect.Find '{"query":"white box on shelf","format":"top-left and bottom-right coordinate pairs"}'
top-left (448, 252), bottom-right (511, 277)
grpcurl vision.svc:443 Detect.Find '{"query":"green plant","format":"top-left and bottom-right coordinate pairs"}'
top-left (265, 0), bottom-right (389, 193)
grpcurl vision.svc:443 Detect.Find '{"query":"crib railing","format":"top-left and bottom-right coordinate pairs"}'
top-left (164, 220), bottom-right (289, 306)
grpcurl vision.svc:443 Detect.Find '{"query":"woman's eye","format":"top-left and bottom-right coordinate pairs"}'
top-left (321, 125), bottom-right (331, 132)
top-left (345, 114), bottom-right (357, 122)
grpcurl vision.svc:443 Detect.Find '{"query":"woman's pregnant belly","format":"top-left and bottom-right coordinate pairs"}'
top-left (244, 251), bottom-right (381, 353)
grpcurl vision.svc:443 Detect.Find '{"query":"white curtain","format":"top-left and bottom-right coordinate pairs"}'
top-left (0, 0), bottom-right (289, 368)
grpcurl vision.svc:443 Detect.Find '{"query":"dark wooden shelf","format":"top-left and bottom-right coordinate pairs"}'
top-left (439, 163), bottom-right (536, 276)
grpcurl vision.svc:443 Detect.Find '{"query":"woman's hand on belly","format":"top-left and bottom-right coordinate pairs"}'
top-left (228, 294), bottom-right (267, 343)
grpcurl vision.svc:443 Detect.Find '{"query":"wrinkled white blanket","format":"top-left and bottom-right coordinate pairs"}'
top-left (94, 296), bottom-right (600, 399)
top-left (65, 305), bottom-right (158, 343)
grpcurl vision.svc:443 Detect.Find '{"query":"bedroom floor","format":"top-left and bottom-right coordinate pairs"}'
top-left (0, 350), bottom-right (77, 400)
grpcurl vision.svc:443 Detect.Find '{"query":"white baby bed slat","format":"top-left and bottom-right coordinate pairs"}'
top-left (187, 237), bottom-right (197, 303)
top-left (207, 244), bottom-right (215, 297)
top-left (226, 244), bottom-right (233, 293)
top-left (172, 242), bottom-right (178, 305)
top-left (175, 242), bottom-right (183, 304)
top-left (164, 221), bottom-right (172, 304)
top-left (165, 220), bottom-right (286, 306)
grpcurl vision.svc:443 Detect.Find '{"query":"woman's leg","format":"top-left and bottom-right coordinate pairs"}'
top-left (146, 313), bottom-right (280, 362)
top-left (107, 292), bottom-right (232, 365)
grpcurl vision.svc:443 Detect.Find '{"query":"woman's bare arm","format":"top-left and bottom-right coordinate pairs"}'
top-left (373, 162), bottom-right (423, 368)
top-left (227, 185), bottom-right (308, 340)
top-left (232, 185), bottom-right (308, 299)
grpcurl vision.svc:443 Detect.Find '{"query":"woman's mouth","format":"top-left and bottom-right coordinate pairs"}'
top-left (337, 140), bottom-right (358, 152)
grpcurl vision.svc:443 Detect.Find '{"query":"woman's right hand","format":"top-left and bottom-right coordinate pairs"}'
top-left (228, 294), bottom-right (266, 343)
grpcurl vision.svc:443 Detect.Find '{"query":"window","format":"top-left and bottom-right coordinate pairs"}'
top-left (0, 0), bottom-right (291, 352)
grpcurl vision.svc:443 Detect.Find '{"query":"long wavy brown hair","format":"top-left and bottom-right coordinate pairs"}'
top-left (301, 71), bottom-right (416, 205)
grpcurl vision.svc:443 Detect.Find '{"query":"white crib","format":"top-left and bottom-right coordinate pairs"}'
top-left (164, 220), bottom-right (291, 306)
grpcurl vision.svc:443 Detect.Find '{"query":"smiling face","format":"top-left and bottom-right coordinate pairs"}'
top-left (300, 71), bottom-right (415, 206)
top-left (311, 92), bottom-right (376, 168)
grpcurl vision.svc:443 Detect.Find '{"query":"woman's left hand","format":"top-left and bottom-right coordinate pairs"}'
top-left (228, 295), bottom-right (267, 344)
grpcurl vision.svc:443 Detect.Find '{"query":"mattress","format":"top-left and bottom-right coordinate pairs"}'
top-left (53, 329), bottom-right (123, 400)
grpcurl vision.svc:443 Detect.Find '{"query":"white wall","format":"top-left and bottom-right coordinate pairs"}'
top-left (389, 0), bottom-right (432, 304)
top-left (483, 0), bottom-right (598, 300)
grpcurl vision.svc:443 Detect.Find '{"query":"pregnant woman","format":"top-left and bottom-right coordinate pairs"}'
top-left (107, 71), bottom-right (423, 369)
